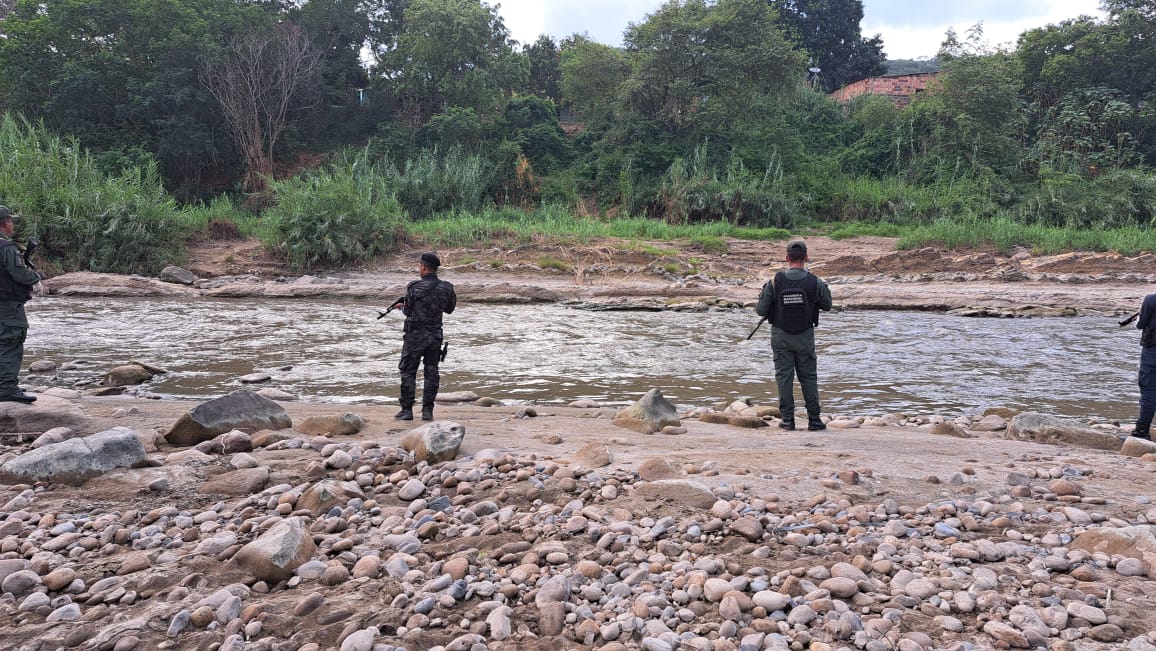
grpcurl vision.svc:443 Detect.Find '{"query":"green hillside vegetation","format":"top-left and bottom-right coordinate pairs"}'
top-left (884, 58), bottom-right (942, 75)
top-left (0, 0), bottom-right (1153, 271)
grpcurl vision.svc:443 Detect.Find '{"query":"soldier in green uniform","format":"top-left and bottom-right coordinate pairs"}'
top-left (755, 240), bottom-right (832, 431)
top-left (395, 252), bottom-right (456, 421)
top-left (0, 206), bottom-right (41, 403)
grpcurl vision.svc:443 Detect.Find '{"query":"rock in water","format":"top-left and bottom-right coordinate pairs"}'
top-left (103, 361), bottom-right (166, 387)
top-left (165, 390), bottom-right (292, 447)
top-left (613, 388), bottom-right (681, 434)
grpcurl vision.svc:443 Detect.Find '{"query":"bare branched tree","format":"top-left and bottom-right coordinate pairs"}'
top-left (202, 23), bottom-right (321, 194)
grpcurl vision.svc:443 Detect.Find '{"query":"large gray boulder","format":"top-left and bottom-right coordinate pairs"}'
top-left (400, 421), bottom-right (465, 464)
top-left (613, 388), bottom-right (681, 434)
top-left (234, 517), bottom-right (316, 583)
top-left (1005, 412), bottom-right (1121, 451)
top-left (0, 427), bottom-right (147, 485)
top-left (165, 390), bottom-right (292, 447)
top-left (0, 395), bottom-right (87, 434)
top-left (159, 266), bottom-right (198, 285)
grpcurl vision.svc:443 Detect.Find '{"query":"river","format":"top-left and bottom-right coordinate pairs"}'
top-left (26, 297), bottom-right (1141, 421)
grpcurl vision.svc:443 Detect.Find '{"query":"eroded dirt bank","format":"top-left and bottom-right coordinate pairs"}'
top-left (37, 236), bottom-right (1156, 316)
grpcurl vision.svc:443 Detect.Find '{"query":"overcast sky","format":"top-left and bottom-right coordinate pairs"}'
top-left (490, 0), bottom-right (1105, 60)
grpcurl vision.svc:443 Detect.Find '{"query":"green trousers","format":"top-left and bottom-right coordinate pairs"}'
top-left (0, 322), bottom-right (27, 396)
top-left (771, 326), bottom-right (821, 422)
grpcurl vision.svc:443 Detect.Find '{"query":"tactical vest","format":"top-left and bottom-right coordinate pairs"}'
top-left (772, 271), bottom-right (819, 334)
top-left (0, 239), bottom-right (32, 302)
top-left (404, 275), bottom-right (451, 329)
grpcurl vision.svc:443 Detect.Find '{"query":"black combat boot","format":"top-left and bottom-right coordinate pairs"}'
top-left (1133, 423), bottom-right (1151, 441)
top-left (808, 418), bottom-right (827, 431)
top-left (777, 417), bottom-right (795, 431)
top-left (421, 406), bottom-right (434, 421)
top-left (394, 407), bottom-right (413, 421)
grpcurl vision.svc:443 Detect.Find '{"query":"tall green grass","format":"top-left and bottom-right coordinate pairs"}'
top-left (385, 146), bottom-right (491, 220)
top-left (262, 150), bottom-right (404, 269)
top-left (0, 114), bottom-right (187, 274)
top-left (657, 144), bottom-right (798, 228)
top-left (898, 216), bottom-right (1156, 255)
top-left (406, 205), bottom-right (794, 248)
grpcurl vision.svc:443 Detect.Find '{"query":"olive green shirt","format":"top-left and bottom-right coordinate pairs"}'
top-left (0, 233), bottom-right (41, 328)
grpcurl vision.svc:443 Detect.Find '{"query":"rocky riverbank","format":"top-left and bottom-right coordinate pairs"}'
top-left (3, 390), bottom-right (1156, 651)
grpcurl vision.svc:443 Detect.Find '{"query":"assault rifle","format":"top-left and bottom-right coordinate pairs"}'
top-left (21, 237), bottom-right (38, 270)
top-left (377, 296), bottom-right (405, 319)
top-left (1120, 312), bottom-right (1140, 327)
top-left (746, 317), bottom-right (767, 340)
top-left (440, 342), bottom-right (448, 362)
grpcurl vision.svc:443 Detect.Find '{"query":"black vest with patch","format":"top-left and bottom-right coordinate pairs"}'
top-left (0, 239), bottom-right (32, 302)
top-left (772, 271), bottom-right (819, 334)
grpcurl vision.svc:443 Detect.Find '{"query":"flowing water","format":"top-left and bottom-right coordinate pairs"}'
top-left (27, 297), bottom-right (1141, 420)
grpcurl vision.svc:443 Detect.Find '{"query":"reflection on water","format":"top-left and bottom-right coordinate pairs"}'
top-left (27, 297), bottom-right (1141, 419)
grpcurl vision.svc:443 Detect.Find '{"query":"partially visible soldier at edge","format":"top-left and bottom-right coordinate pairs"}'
top-left (0, 206), bottom-right (41, 403)
top-left (756, 240), bottom-right (832, 431)
top-left (395, 252), bottom-right (456, 422)
top-left (1131, 293), bottom-right (1156, 440)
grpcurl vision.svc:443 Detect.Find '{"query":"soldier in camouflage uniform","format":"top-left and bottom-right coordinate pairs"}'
top-left (0, 206), bottom-right (41, 403)
top-left (395, 252), bottom-right (456, 421)
top-left (756, 240), bottom-right (832, 431)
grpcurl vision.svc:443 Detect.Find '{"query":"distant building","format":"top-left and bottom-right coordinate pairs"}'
top-left (829, 72), bottom-right (940, 109)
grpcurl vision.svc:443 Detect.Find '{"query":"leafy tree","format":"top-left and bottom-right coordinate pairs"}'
top-left (1031, 87), bottom-right (1144, 174)
top-left (504, 96), bottom-right (570, 173)
top-left (381, 0), bottom-right (525, 124)
top-left (290, 0), bottom-right (375, 145)
top-left (0, 0), bottom-right (272, 198)
top-left (362, 0), bottom-right (411, 65)
top-left (769, 0), bottom-right (886, 91)
top-left (622, 0), bottom-right (802, 136)
top-left (524, 35), bottom-right (562, 102)
top-left (559, 35), bottom-right (631, 124)
top-left (1017, 4), bottom-right (1156, 165)
top-left (885, 58), bottom-right (941, 75)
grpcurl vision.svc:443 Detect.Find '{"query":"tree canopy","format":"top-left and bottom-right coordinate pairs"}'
top-left (0, 0), bottom-right (1153, 234)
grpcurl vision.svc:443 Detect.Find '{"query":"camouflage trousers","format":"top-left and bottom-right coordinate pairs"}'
top-left (398, 327), bottom-right (442, 409)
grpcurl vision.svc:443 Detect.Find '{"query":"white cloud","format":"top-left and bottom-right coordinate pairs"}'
top-left (492, 0), bottom-right (664, 46)
top-left (488, 0), bottom-right (548, 45)
top-left (864, 0), bottom-right (1105, 59)
top-left (492, 0), bottom-right (1107, 60)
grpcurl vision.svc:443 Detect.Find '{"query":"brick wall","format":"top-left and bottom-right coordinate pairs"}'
top-left (829, 72), bottom-right (940, 109)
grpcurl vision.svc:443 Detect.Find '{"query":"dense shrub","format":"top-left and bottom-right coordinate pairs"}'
top-left (385, 146), bottom-right (491, 220)
top-left (263, 151), bottom-right (404, 269)
top-left (0, 114), bottom-right (187, 274)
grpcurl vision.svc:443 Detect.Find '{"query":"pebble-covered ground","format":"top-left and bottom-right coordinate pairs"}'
top-left (3, 396), bottom-right (1156, 651)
